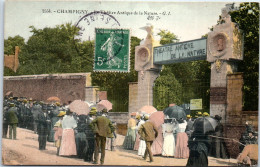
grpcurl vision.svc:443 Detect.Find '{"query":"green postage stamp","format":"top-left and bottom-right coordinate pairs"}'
top-left (94, 28), bottom-right (130, 72)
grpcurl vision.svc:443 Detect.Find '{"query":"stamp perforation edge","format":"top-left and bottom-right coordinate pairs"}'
top-left (93, 27), bottom-right (132, 73)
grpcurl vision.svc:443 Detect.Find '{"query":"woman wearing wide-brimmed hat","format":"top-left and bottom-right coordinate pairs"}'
top-left (53, 111), bottom-right (66, 155)
top-left (123, 112), bottom-right (137, 150)
top-left (59, 109), bottom-right (77, 156)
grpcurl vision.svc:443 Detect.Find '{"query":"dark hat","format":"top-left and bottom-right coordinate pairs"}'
top-left (66, 108), bottom-right (73, 115)
top-left (42, 104), bottom-right (47, 111)
top-left (177, 118), bottom-right (184, 123)
top-left (102, 109), bottom-right (108, 113)
top-left (214, 115), bottom-right (222, 121)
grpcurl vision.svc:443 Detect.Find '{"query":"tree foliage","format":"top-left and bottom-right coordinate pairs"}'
top-left (230, 2), bottom-right (259, 110)
top-left (6, 23), bottom-right (94, 75)
top-left (154, 30), bottom-right (211, 112)
top-left (158, 29), bottom-right (179, 45)
top-left (4, 35), bottom-right (25, 55)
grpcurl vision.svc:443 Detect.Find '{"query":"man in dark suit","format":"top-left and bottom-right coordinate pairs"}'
top-left (185, 115), bottom-right (194, 138)
top-left (138, 114), bottom-right (158, 162)
top-left (84, 107), bottom-right (97, 162)
top-left (90, 109), bottom-right (115, 165)
top-left (37, 104), bottom-right (50, 150)
top-left (7, 103), bottom-right (19, 140)
top-left (3, 104), bottom-right (9, 138)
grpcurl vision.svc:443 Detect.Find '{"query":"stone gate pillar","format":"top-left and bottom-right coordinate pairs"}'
top-left (207, 5), bottom-right (243, 122)
top-left (134, 24), bottom-right (162, 110)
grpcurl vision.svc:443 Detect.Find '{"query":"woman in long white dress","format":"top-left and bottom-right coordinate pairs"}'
top-left (59, 111), bottom-right (77, 156)
top-left (162, 118), bottom-right (175, 157)
top-left (137, 116), bottom-right (146, 156)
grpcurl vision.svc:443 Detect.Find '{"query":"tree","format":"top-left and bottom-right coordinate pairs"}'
top-left (230, 2), bottom-right (259, 110)
top-left (13, 23), bottom-right (95, 75)
top-left (4, 35), bottom-right (25, 55)
top-left (157, 29), bottom-right (179, 45)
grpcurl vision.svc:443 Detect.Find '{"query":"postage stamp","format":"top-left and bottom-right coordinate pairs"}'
top-left (94, 28), bottom-right (130, 72)
top-left (2, 1), bottom-right (258, 166)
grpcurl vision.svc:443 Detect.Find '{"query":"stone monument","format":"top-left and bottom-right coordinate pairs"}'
top-left (207, 4), bottom-right (243, 122)
top-left (135, 24), bottom-right (162, 110)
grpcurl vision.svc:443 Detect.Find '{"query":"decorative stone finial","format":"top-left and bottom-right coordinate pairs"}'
top-left (221, 3), bottom-right (235, 19)
top-left (140, 23), bottom-right (154, 46)
top-left (135, 24), bottom-right (161, 72)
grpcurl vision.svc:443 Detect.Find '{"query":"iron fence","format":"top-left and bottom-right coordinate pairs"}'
top-left (153, 79), bottom-right (210, 112)
top-left (98, 87), bottom-right (129, 113)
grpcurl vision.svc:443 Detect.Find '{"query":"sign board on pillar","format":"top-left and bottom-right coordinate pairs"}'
top-left (153, 38), bottom-right (207, 65)
top-left (190, 99), bottom-right (202, 110)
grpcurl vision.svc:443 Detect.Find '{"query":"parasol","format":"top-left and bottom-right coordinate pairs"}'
top-left (149, 111), bottom-right (164, 155)
top-left (5, 91), bottom-right (13, 97)
top-left (47, 96), bottom-right (61, 103)
top-left (163, 105), bottom-right (186, 120)
top-left (96, 100), bottom-right (112, 111)
top-left (193, 116), bottom-right (218, 134)
top-left (149, 111), bottom-right (164, 128)
top-left (69, 99), bottom-right (90, 115)
top-left (139, 105), bottom-right (157, 115)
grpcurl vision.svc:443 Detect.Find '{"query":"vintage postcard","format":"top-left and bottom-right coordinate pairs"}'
top-left (2, 0), bottom-right (259, 166)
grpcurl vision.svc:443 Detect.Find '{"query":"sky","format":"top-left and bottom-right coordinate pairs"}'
top-left (3, 1), bottom-right (237, 42)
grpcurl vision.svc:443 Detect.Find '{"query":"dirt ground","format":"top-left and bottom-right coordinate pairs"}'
top-left (2, 127), bottom-right (238, 166)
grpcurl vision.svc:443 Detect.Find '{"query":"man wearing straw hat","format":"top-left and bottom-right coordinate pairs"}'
top-left (138, 114), bottom-right (158, 162)
top-left (90, 109), bottom-right (115, 165)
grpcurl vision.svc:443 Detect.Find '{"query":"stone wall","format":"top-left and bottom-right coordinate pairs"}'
top-left (108, 112), bottom-right (129, 136)
top-left (227, 73), bottom-right (243, 116)
top-left (128, 82), bottom-right (138, 115)
top-left (226, 72), bottom-right (243, 124)
top-left (223, 72), bottom-right (258, 158)
top-left (4, 73), bottom-right (89, 104)
top-left (225, 73), bottom-right (258, 127)
top-left (85, 86), bottom-right (99, 103)
top-left (108, 112), bottom-right (129, 124)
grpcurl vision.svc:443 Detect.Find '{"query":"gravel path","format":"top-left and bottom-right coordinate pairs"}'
top-left (2, 127), bottom-right (237, 166)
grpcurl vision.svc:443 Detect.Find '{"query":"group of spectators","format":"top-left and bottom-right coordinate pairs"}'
top-left (3, 96), bottom-right (116, 165)
top-left (237, 122), bottom-right (258, 166)
top-left (3, 97), bottom-right (258, 166)
top-left (122, 110), bottom-right (258, 166)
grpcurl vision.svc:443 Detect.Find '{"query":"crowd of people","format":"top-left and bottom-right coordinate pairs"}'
top-left (3, 96), bottom-right (258, 166)
top-left (122, 111), bottom-right (258, 166)
top-left (3, 96), bottom-right (116, 165)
